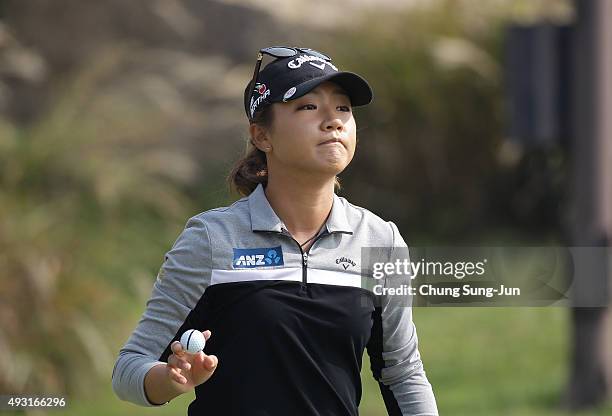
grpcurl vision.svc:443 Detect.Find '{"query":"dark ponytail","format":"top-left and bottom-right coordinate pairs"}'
top-left (228, 106), bottom-right (273, 196)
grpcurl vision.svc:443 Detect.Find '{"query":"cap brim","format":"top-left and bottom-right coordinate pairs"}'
top-left (273, 71), bottom-right (373, 107)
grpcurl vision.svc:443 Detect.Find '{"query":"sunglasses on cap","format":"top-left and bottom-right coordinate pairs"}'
top-left (244, 46), bottom-right (332, 121)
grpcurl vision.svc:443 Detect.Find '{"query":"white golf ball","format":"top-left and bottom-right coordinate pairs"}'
top-left (180, 329), bottom-right (206, 354)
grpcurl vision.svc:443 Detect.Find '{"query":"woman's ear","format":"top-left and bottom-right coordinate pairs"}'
top-left (249, 123), bottom-right (272, 153)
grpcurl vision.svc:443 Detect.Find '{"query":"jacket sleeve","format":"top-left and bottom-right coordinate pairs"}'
top-left (111, 215), bottom-right (212, 406)
top-left (366, 221), bottom-right (439, 416)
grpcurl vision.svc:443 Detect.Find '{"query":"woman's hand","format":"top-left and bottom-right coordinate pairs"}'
top-left (166, 330), bottom-right (218, 391)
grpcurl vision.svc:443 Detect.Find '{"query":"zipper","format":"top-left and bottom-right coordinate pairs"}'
top-left (280, 228), bottom-right (307, 285)
top-left (280, 228), bottom-right (328, 286)
top-left (301, 253), bottom-right (308, 284)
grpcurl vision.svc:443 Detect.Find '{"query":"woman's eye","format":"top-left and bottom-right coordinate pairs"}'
top-left (298, 104), bottom-right (352, 112)
top-left (299, 104), bottom-right (317, 110)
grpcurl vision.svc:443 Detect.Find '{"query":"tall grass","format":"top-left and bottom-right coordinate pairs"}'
top-left (0, 48), bottom-right (198, 398)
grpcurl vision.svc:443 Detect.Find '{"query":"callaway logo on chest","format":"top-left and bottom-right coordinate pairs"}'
top-left (336, 256), bottom-right (357, 270)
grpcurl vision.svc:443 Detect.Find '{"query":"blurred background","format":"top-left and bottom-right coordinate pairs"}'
top-left (0, 0), bottom-right (610, 414)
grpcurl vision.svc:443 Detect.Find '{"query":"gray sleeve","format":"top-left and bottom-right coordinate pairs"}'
top-left (111, 215), bottom-right (212, 407)
top-left (366, 221), bottom-right (439, 416)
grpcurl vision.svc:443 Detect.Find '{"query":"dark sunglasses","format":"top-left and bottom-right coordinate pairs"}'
top-left (245, 46), bottom-right (332, 120)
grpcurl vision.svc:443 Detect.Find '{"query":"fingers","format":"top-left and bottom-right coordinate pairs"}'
top-left (168, 365), bottom-right (188, 384)
top-left (168, 351), bottom-right (191, 371)
top-left (171, 340), bottom-right (185, 358)
top-left (197, 353), bottom-right (218, 371)
top-left (167, 331), bottom-right (216, 386)
top-left (206, 354), bottom-right (218, 370)
top-left (168, 341), bottom-right (192, 385)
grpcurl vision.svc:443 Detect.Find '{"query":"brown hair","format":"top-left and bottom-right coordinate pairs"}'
top-left (228, 106), bottom-right (274, 197)
top-left (228, 104), bottom-right (343, 197)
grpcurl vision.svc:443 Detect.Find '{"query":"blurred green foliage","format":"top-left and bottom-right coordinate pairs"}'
top-left (321, 0), bottom-right (569, 242)
top-left (0, 50), bottom-right (200, 396)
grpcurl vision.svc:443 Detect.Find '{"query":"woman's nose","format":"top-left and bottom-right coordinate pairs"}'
top-left (325, 118), bottom-right (343, 131)
top-left (321, 108), bottom-right (344, 131)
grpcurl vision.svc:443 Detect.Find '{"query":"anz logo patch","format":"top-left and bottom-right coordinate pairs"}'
top-left (233, 246), bottom-right (284, 269)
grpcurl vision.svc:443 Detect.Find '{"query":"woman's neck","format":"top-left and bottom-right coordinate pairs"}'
top-left (264, 174), bottom-right (335, 246)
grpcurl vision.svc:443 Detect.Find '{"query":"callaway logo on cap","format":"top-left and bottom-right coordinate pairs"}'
top-left (243, 47), bottom-right (373, 120)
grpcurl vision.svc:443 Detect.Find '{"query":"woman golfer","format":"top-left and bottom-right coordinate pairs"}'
top-left (112, 46), bottom-right (438, 415)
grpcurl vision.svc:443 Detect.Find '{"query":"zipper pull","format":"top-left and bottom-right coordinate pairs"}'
top-left (302, 253), bottom-right (308, 267)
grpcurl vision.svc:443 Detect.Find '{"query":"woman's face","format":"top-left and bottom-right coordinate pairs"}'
top-left (262, 81), bottom-right (357, 179)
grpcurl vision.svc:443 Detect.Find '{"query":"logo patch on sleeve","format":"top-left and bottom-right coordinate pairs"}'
top-left (233, 246), bottom-right (284, 268)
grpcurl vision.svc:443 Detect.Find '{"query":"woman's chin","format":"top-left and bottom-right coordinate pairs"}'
top-left (313, 159), bottom-right (349, 176)
top-left (318, 150), bottom-right (351, 169)
top-left (292, 152), bottom-right (352, 177)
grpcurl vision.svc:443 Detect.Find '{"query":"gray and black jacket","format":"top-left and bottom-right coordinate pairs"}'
top-left (112, 184), bottom-right (438, 415)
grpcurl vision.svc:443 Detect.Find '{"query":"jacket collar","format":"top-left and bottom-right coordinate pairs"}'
top-left (248, 183), bottom-right (353, 234)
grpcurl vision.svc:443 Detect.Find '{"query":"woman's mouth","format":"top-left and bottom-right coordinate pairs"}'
top-left (319, 138), bottom-right (343, 146)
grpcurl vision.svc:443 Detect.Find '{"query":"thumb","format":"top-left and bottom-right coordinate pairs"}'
top-left (193, 351), bottom-right (219, 378)
top-left (191, 352), bottom-right (218, 387)
top-left (195, 351), bottom-right (218, 371)
top-left (203, 354), bottom-right (218, 371)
